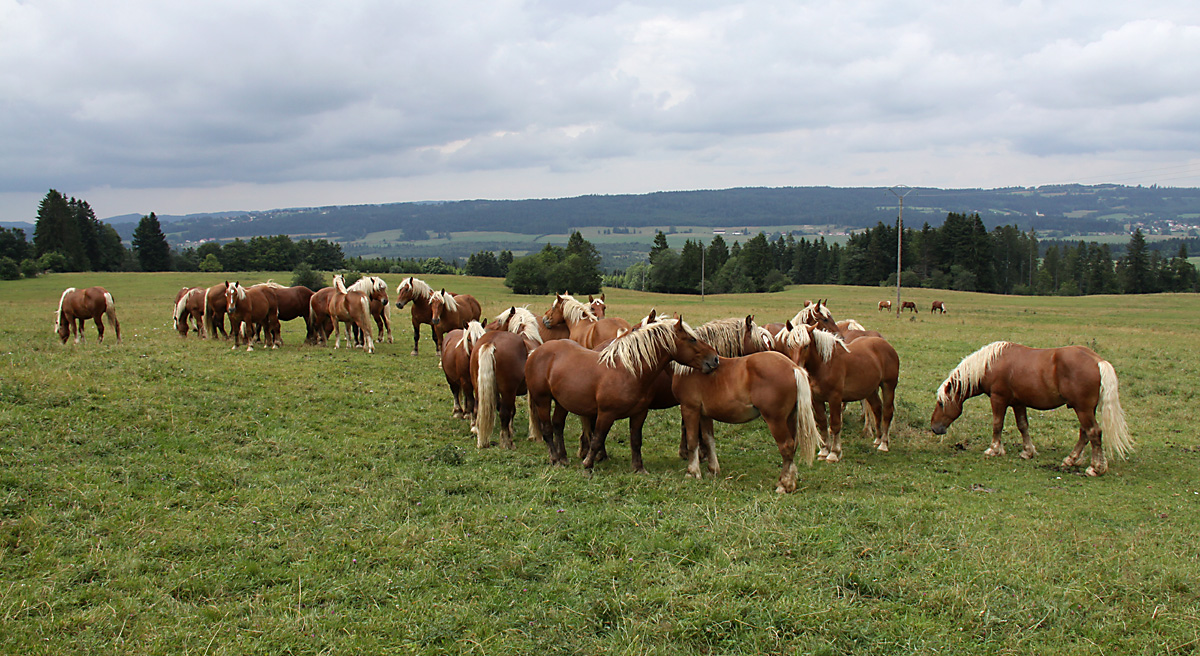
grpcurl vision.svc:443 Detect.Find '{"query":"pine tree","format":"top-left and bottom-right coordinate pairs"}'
top-left (1120, 228), bottom-right (1150, 294)
top-left (132, 212), bottom-right (172, 271)
top-left (33, 190), bottom-right (87, 270)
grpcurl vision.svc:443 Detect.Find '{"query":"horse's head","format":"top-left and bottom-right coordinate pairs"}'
top-left (670, 315), bottom-right (720, 374)
top-left (225, 282), bottom-right (247, 314)
top-left (588, 293), bottom-right (606, 318)
top-left (429, 289), bottom-right (452, 326)
top-left (542, 294), bottom-right (568, 329)
top-left (395, 277), bottom-right (413, 309)
top-left (930, 383), bottom-right (964, 435)
top-left (742, 315), bottom-right (774, 354)
top-left (776, 321), bottom-right (816, 364)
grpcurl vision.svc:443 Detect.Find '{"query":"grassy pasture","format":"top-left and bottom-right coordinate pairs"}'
top-left (1, 273), bottom-right (1198, 655)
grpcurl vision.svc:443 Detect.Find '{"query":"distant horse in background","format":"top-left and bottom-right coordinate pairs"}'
top-left (931, 301), bottom-right (947, 314)
top-left (901, 301), bottom-right (918, 313)
top-left (203, 282), bottom-right (230, 339)
top-left (526, 317), bottom-right (719, 471)
top-left (776, 323), bottom-right (900, 462)
top-left (225, 281), bottom-right (280, 350)
top-left (173, 286), bottom-right (206, 338)
top-left (439, 321), bottom-right (488, 424)
top-left (878, 300), bottom-right (891, 311)
top-left (347, 276), bottom-right (392, 343)
top-left (253, 282), bottom-right (314, 344)
top-left (673, 351), bottom-right (819, 493)
top-left (930, 341), bottom-right (1133, 476)
top-left (429, 289), bottom-right (483, 353)
top-left (541, 293), bottom-right (630, 349)
top-left (55, 287), bottom-right (121, 344)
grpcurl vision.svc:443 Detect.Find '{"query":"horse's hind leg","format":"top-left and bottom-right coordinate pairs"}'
top-left (865, 392), bottom-right (886, 451)
top-left (498, 392), bottom-right (516, 450)
top-left (700, 416), bottom-right (719, 478)
top-left (763, 413), bottom-right (796, 493)
top-left (1066, 409), bottom-right (1107, 476)
top-left (449, 381), bottom-right (464, 419)
top-left (1013, 405), bottom-right (1037, 459)
top-left (93, 316), bottom-right (105, 343)
top-left (984, 396), bottom-right (1008, 457)
top-left (825, 396), bottom-right (844, 463)
top-left (813, 401), bottom-right (831, 460)
top-left (74, 318), bottom-right (84, 344)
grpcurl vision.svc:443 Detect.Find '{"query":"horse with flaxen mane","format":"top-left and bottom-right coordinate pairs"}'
top-left (930, 341), bottom-right (1132, 476)
top-left (776, 323), bottom-right (900, 462)
top-left (472, 307), bottom-right (548, 449)
top-left (439, 321), bottom-right (488, 425)
top-left (428, 289), bottom-right (483, 354)
top-left (203, 282), bottom-right (230, 339)
top-left (173, 287), bottom-right (207, 338)
top-left (252, 282), bottom-right (314, 344)
top-left (541, 293), bottom-right (630, 349)
top-left (673, 350), bottom-right (820, 493)
top-left (587, 294), bottom-right (607, 318)
top-left (878, 300), bottom-right (891, 311)
top-left (525, 317), bottom-right (719, 471)
top-left (901, 301), bottom-right (918, 313)
top-left (225, 281), bottom-right (280, 350)
top-left (394, 276), bottom-right (436, 355)
top-left (931, 301), bottom-right (947, 314)
top-left (346, 276), bottom-right (392, 343)
top-left (55, 287), bottom-right (121, 344)
top-left (310, 275), bottom-right (374, 353)
top-left (835, 318), bottom-right (884, 342)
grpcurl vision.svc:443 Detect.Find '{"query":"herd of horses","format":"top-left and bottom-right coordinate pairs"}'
top-left (878, 300), bottom-right (946, 314)
top-left (53, 279), bottom-right (1134, 489)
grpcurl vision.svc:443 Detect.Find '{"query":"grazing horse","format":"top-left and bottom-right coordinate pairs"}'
top-left (901, 301), bottom-right (918, 313)
top-left (673, 351), bottom-right (819, 493)
top-left (526, 317), bottom-right (719, 471)
top-left (930, 342), bottom-right (1133, 476)
top-left (310, 275), bottom-right (374, 353)
top-left (225, 282), bottom-right (280, 350)
top-left (541, 293), bottom-right (631, 349)
top-left (776, 323), bottom-right (900, 462)
top-left (253, 282), bottom-right (314, 344)
top-left (931, 301), bottom-right (947, 314)
top-left (439, 321), bottom-right (488, 424)
top-left (55, 287), bottom-right (121, 344)
top-left (173, 287), bottom-right (207, 338)
top-left (347, 276), bottom-right (392, 343)
top-left (878, 300), bottom-right (891, 311)
top-left (428, 289), bottom-right (484, 353)
top-left (203, 282), bottom-right (230, 339)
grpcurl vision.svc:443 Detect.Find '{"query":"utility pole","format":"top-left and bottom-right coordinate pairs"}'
top-left (889, 186), bottom-right (914, 317)
top-left (701, 242), bottom-right (706, 301)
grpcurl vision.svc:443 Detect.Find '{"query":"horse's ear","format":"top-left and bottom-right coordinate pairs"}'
top-left (785, 320), bottom-right (794, 331)
top-left (600, 293), bottom-right (605, 302)
top-left (745, 314), bottom-right (754, 327)
top-left (647, 308), bottom-right (657, 322)
top-left (588, 295), bottom-right (594, 302)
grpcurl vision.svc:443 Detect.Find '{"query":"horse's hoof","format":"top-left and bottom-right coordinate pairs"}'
top-left (632, 466), bottom-right (647, 475)
top-left (1019, 449), bottom-right (1037, 460)
top-left (1062, 456), bottom-right (1077, 467)
top-left (1086, 466), bottom-right (1101, 477)
top-left (984, 447), bottom-right (1003, 457)
top-left (410, 351), bottom-right (418, 357)
top-left (685, 469), bottom-right (702, 480)
top-left (876, 443), bottom-right (889, 452)
top-left (824, 453), bottom-right (841, 464)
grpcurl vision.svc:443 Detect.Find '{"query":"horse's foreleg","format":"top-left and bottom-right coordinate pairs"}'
top-left (984, 395), bottom-right (1008, 457)
top-left (1013, 405), bottom-right (1037, 459)
top-left (681, 407), bottom-right (704, 479)
top-left (410, 321), bottom-right (421, 356)
top-left (627, 411), bottom-right (649, 473)
top-left (700, 416), bottom-right (719, 477)
top-left (550, 403), bottom-right (570, 466)
top-left (813, 400), bottom-right (830, 460)
top-left (576, 415), bottom-right (594, 461)
top-left (582, 414), bottom-right (617, 470)
top-left (74, 318), bottom-right (84, 344)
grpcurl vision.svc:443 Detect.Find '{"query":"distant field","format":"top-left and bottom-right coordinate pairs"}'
top-left (2, 274), bottom-right (1198, 654)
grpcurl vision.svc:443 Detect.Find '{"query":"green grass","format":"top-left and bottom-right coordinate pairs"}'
top-left (2, 273), bottom-right (1198, 654)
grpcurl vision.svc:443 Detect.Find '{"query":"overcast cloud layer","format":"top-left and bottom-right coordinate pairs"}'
top-left (3, 0), bottom-right (1200, 221)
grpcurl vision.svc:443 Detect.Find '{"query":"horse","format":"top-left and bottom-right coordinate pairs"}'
top-left (55, 287), bottom-right (121, 344)
top-left (473, 326), bottom-right (543, 450)
top-left (930, 342), bottom-right (1133, 476)
top-left (931, 301), bottom-right (947, 314)
top-left (901, 301), bottom-right (918, 313)
top-left (203, 282), bottom-right (230, 339)
top-left (310, 275), bottom-right (374, 353)
top-left (394, 276), bottom-right (436, 355)
top-left (673, 350), bottom-right (820, 493)
top-left (439, 321), bottom-right (488, 424)
top-left (173, 287), bottom-right (207, 338)
top-left (835, 318), bottom-right (885, 342)
top-left (347, 276), bottom-right (393, 343)
top-left (428, 289), bottom-right (484, 353)
top-left (252, 282), bottom-right (314, 344)
top-left (224, 281), bottom-right (280, 350)
top-left (525, 317), bottom-right (719, 471)
top-left (588, 294), bottom-right (607, 318)
top-left (541, 293), bottom-right (630, 349)
top-left (878, 300), bottom-right (892, 311)
top-left (776, 323), bottom-right (900, 462)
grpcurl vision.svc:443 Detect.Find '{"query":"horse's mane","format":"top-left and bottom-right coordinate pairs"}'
top-left (598, 318), bottom-right (697, 376)
top-left (556, 294), bottom-right (597, 324)
top-left (230, 282), bottom-right (247, 300)
top-left (840, 319), bottom-right (866, 331)
top-left (258, 280), bottom-right (286, 289)
top-left (791, 302), bottom-right (832, 325)
top-left (937, 341), bottom-right (1011, 404)
top-left (173, 288), bottom-right (199, 324)
top-left (693, 318), bottom-right (750, 358)
top-left (455, 321), bottom-right (487, 351)
top-left (55, 287), bottom-right (76, 331)
top-left (435, 290), bottom-right (459, 313)
top-left (349, 276), bottom-right (387, 295)
top-left (497, 306), bottom-right (543, 344)
top-left (780, 324), bottom-right (847, 362)
top-left (399, 276), bottom-right (433, 301)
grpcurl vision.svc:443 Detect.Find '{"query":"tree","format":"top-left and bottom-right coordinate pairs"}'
top-left (199, 253), bottom-right (223, 272)
top-left (650, 231), bottom-right (670, 259)
top-left (0, 257), bottom-right (18, 280)
top-left (33, 190), bottom-right (86, 270)
top-left (0, 227), bottom-right (29, 263)
top-left (1120, 229), bottom-right (1151, 294)
top-left (132, 212), bottom-right (172, 271)
top-left (291, 262), bottom-right (326, 290)
top-left (465, 251), bottom-right (502, 277)
top-left (505, 256), bottom-right (549, 295)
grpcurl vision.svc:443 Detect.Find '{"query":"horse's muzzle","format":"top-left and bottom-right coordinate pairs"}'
top-left (395, 301), bottom-right (406, 309)
top-left (542, 317), bottom-right (553, 329)
top-left (430, 317), bottom-right (440, 326)
top-left (701, 355), bottom-right (719, 374)
top-left (930, 423), bottom-right (947, 435)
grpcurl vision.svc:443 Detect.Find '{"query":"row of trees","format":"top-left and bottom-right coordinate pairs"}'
top-left (601, 214), bottom-right (1198, 296)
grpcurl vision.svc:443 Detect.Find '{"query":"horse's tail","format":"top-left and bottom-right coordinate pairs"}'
top-left (1098, 361), bottom-right (1133, 460)
top-left (527, 394), bottom-right (543, 443)
top-left (358, 294), bottom-right (374, 352)
top-left (102, 291), bottom-right (121, 343)
top-left (862, 400), bottom-right (877, 438)
top-left (203, 287), bottom-right (214, 336)
top-left (793, 367), bottom-right (819, 466)
top-left (475, 343), bottom-right (497, 448)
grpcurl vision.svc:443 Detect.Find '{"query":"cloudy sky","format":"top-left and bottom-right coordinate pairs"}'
top-left (3, 0), bottom-right (1200, 223)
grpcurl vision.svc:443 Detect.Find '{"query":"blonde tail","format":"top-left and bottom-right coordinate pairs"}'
top-left (527, 395), bottom-right (543, 443)
top-left (103, 292), bottom-right (121, 343)
top-left (359, 295), bottom-right (374, 353)
top-left (793, 368), bottom-right (819, 466)
top-left (475, 343), bottom-right (497, 448)
top-left (203, 288), bottom-right (213, 336)
top-left (1098, 361), bottom-right (1133, 460)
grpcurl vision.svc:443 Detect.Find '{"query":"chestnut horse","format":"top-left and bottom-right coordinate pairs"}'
top-left (439, 321), bottom-right (488, 424)
top-left (225, 281), bottom-right (280, 350)
top-left (526, 317), bottom-right (719, 471)
top-left (310, 275), bottom-right (374, 353)
top-left (931, 301), bottom-right (947, 314)
top-left (673, 351), bottom-right (819, 493)
top-left (587, 294), bottom-right (607, 318)
top-left (878, 300), bottom-right (891, 311)
top-left (541, 293), bottom-right (630, 349)
top-left (930, 341), bottom-right (1133, 476)
top-left (835, 318), bottom-right (884, 342)
top-left (253, 282), bottom-right (314, 344)
top-left (776, 323), bottom-right (900, 462)
top-left (901, 301), bottom-right (918, 313)
top-left (203, 282), bottom-right (230, 339)
top-left (473, 327), bottom-right (542, 450)
top-left (173, 286), bottom-right (206, 338)
top-left (347, 276), bottom-right (392, 343)
top-left (429, 289), bottom-right (483, 353)
top-left (55, 287), bottom-right (121, 344)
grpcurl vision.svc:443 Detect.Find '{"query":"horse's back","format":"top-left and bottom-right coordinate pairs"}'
top-left (455, 294), bottom-right (482, 321)
top-left (847, 337), bottom-right (900, 380)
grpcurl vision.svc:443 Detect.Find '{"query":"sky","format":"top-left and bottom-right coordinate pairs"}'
top-left (3, 0), bottom-right (1200, 224)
